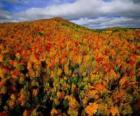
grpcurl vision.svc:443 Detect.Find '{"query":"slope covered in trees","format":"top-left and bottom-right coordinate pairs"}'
top-left (0, 17), bottom-right (140, 115)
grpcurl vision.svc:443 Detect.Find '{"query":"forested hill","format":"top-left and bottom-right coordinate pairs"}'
top-left (0, 17), bottom-right (140, 115)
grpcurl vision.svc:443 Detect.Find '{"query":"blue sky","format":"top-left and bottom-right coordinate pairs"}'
top-left (1, 0), bottom-right (75, 12)
top-left (0, 0), bottom-right (140, 29)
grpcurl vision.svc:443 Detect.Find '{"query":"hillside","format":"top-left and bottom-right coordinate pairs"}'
top-left (0, 17), bottom-right (140, 115)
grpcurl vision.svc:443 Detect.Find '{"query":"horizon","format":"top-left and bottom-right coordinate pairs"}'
top-left (0, 17), bottom-right (140, 30)
top-left (0, 0), bottom-right (140, 29)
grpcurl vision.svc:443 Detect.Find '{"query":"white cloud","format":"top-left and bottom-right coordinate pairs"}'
top-left (16, 0), bottom-right (140, 19)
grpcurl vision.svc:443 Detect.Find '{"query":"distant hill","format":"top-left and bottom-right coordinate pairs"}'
top-left (0, 17), bottom-right (139, 52)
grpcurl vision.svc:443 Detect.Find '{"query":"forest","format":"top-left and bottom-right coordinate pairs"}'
top-left (0, 17), bottom-right (140, 115)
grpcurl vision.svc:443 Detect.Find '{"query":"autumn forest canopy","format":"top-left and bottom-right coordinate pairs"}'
top-left (0, 17), bottom-right (140, 115)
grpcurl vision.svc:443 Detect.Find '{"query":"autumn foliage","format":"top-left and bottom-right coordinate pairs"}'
top-left (0, 17), bottom-right (140, 115)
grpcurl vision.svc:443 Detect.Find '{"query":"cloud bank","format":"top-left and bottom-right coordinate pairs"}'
top-left (0, 0), bottom-right (140, 29)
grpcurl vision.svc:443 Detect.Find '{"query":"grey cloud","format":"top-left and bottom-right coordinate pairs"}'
top-left (72, 17), bottom-right (140, 29)
top-left (0, 9), bottom-right (12, 22)
top-left (132, 0), bottom-right (140, 3)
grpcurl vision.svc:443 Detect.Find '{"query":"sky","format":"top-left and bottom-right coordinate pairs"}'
top-left (0, 0), bottom-right (140, 29)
